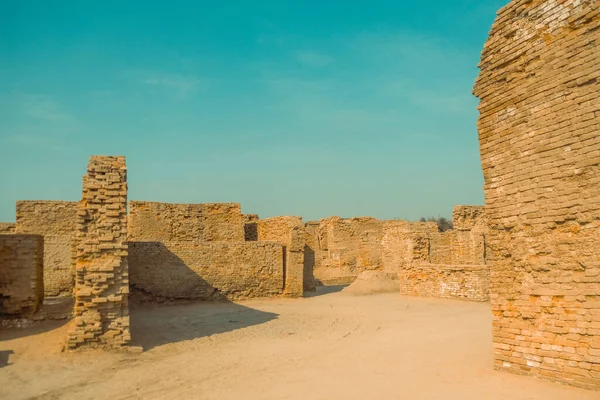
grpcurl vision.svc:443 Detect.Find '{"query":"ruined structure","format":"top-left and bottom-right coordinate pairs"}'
top-left (0, 234), bottom-right (43, 319)
top-left (15, 201), bottom-right (78, 298)
top-left (68, 156), bottom-right (130, 349)
top-left (305, 206), bottom-right (490, 301)
top-left (474, 0), bottom-right (599, 389)
top-left (127, 202), bottom-right (289, 301)
top-left (1, 156), bottom-right (490, 351)
top-left (257, 216), bottom-right (307, 296)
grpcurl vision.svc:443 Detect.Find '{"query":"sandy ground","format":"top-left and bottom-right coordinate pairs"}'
top-left (0, 287), bottom-right (597, 400)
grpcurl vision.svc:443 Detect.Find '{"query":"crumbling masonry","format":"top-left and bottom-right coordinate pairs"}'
top-left (68, 156), bottom-right (130, 349)
top-left (474, 0), bottom-right (599, 390)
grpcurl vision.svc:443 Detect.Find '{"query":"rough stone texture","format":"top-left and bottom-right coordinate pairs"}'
top-left (15, 201), bottom-right (78, 235)
top-left (379, 221), bottom-right (439, 273)
top-left (453, 206), bottom-right (488, 231)
top-left (474, 0), bottom-right (599, 390)
top-left (398, 264), bottom-right (490, 302)
top-left (129, 241), bottom-right (284, 300)
top-left (68, 156), bottom-right (130, 349)
top-left (15, 201), bottom-right (78, 298)
top-left (257, 217), bottom-right (306, 297)
top-left (128, 201), bottom-right (244, 243)
top-left (0, 234), bottom-right (43, 317)
top-left (0, 223), bottom-right (15, 234)
top-left (243, 214), bottom-right (259, 241)
top-left (310, 210), bottom-right (487, 284)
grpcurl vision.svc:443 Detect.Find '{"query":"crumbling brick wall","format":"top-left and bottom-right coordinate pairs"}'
top-left (68, 156), bottom-right (130, 349)
top-left (128, 201), bottom-right (244, 242)
top-left (129, 241), bottom-right (284, 300)
top-left (0, 223), bottom-right (15, 234)
top-left (474, 0), bottom-right (599, 389)
top-left (243, 214), bottom-right (259, 241)
top-left (258, 217), bottom-right (306, 297)
top-left (398, 264), bottom-right (490, 302)
top-left (380, 221), bottom-right (438, 273)
top-left (0, 234), bottom-right (43, 318)
top-left (14, 201), bottom-right (78, 297)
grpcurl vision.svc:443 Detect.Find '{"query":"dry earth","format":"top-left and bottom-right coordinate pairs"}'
top-left (0, 287), bottom-right (597, 400)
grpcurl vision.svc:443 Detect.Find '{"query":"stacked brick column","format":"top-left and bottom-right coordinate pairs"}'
top-left (67, 156), bottom-right (130, 349)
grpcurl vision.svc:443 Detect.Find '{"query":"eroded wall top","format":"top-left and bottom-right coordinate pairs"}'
top-left (15, 201), bottom-right (78, 235)
top-left (128, 201), bottom-right (244, 242)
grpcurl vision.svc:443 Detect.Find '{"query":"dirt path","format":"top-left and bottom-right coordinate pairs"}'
top-left (0, 288), bottom-right (597, 400)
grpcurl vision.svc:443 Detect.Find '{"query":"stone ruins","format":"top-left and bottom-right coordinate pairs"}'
top-left (0, 0), bottom-right (597, 392)
top-left (473, 0), bottom-right (599, 390)
top-left (0, 155), bottom-right (491, 335)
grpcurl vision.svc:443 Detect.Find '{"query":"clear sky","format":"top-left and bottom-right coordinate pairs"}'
top-left (0, 0), bottom-right (507, 222)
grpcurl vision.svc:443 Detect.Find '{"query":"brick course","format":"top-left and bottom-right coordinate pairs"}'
top-left (474, 0), bottom-right (599, 389)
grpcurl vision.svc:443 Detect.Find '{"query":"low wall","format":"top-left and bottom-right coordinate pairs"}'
top-left (129, 241), bottom-right (284, 300)
top-left (0, 234), bottom-right (44, 317)
top-left (398, 264), bottom-right (490, 302)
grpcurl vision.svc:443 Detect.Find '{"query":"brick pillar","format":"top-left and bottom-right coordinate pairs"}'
top-left (258, 216), bottom-right (305, 297)
top-left (473, 0), bottom-right (599, 390)
top-left (68, 156), bottom-right (130, 349)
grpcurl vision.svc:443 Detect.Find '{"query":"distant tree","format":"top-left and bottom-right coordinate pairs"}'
top-left (418, 216), bottom-right (453, 232)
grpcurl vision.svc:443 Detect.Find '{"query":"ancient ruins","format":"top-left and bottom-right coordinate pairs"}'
top-left (0, 0), bottom-right (598, 394)
top-left (473, 0), bottom-right (599, 390)
top-left (0, 156), bottom-right (491, 335)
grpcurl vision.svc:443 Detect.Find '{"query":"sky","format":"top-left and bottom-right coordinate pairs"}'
top-left (0, 0), bottom-right (508, 222)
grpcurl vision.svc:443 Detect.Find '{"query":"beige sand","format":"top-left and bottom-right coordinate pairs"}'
top-left (0, 288), bottom-right (596, 400)
top-left (342, 271), bottom-right (399, 295)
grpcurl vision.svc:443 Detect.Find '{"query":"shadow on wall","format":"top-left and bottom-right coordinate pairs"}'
top-left (128, 242), bottom-right (279, 351)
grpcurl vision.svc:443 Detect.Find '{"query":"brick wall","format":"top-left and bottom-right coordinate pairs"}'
top-left (243, 214), bottom-right (259, 241)
top-left (257, 216), bottom-right (306, 297)
top-left (68, 156), bottom-right (130, 349)
top-left (15, 201), bottom-right (78, 235)
top-left (128, 201), bottom-right (244, 242)
top-left (398, 264), bottom-right (490, 302)
top-left (380, 221), bottom-right (438, 274)
top-left (14, 200), bottom-right (78, 298)
top-left (0, 223), bottom-right (15, 233)
top-left (129, 241), bottom-right (284, 300)
top-left (0, 234), bottom-right (43, 317)
top-left (474, 0), bottom-right (599, 389)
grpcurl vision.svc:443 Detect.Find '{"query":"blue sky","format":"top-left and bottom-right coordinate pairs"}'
top-left (0, 0), bottom-right (507, 222)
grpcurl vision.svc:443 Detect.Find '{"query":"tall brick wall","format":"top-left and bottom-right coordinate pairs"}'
top-left (128, 201), bottom-right (244, 242)
top-left (14, 201), bottom-right (78, 297)
top-left (257, 217), bottom-right (306, 297)
top-left (474, 0), bottom-right (599, 389)
top-left (0, 234), bottom-right (43, 318)
top-left (0, 223), bottom-right (15, 234)
top-left (68, 156), bottom-right (130, 349)
top-left (129, 241), bottom-right (284, 300)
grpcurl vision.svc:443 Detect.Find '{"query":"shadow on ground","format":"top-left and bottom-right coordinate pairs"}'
top-left (0, 319), bottom-right (69, 341)
top-left (304, 285), bottom-right (348, 298)
top-left (130, 301), bottom-right (278, 351)
top-left (0, 350), bottom-right (14, 367)
top-left (128, 242), bottom-right (282, 351)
